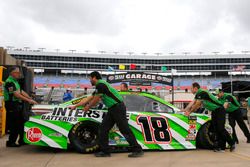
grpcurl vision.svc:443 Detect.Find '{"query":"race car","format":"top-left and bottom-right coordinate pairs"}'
top-left (24, 91), bottom-right (215, 153)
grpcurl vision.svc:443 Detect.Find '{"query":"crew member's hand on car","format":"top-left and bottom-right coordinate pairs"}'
top-left (29, 99), bottom-right (38, 105)
top-left (83, 105), bottom-right (90, 112)
top-left (184, 110), bottom-right (191, 116)
top-left (68, 105), bottom-right (77, 110)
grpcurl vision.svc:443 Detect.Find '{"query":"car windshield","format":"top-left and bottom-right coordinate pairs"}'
top-left (122, 94), bottom-right (174, 113)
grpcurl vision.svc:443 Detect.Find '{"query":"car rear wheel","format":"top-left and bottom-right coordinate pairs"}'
top-left (196, 121), bottom-right (215, 149)
top-left (69, 121), bottom-right (99, 153)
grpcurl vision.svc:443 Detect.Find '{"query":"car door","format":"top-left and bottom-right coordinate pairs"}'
top-left (121, 94), bottom-right (196, 150)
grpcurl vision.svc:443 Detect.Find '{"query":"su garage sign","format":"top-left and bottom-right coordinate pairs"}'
top-left (106, 72), bottom-right (173, 86)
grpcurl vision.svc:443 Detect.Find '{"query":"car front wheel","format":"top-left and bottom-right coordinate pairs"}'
top-left (69, 121), bottom-right (99, 153)
top-left (196, 121), bottom-right (215, 149)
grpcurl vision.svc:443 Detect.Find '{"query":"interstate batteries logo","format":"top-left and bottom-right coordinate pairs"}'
top-left (41, 107), bottom-right (103, 122)
top-left (26, 127), bottom-right (42, 142)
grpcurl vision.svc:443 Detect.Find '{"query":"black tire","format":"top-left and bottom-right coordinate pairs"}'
top-left (69, 121), bottom-right (99, 153)
top-left (196, 121), bottom-right (215, 149)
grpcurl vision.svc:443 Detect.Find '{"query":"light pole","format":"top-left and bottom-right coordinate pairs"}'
top-left (155, 52), bottom-right (162, 56)
top-left (69, 49), bottom-right (76, 53)
top-left (24, 46), bottom-right (30, 51)
top-left (55, 49), bottom-right (60, 55)
top-left (142, 52), bottom-right (147, 56)
top-left (212, 51), bottom-right (219, 55)
top-left (171, 69), bottom-right (175, 104)
top-left (127, 52), bottom-right (134, 56)
top-left (198, 52), bottom-right (203, 55)
top-left (182, 52), bottom-right (190, 56)
top-left (99, 51), bottom-right (106, 54)
top-left (85, 50), bottom-right (90, 54)
top-left (113, 51), bottom-right (119, 55)
top-left (6, 46), bottom-right (15, 50)
top-left (228, 51), bottom-right (234, 94)
top-left (38, 48), bottom-right (46, 52)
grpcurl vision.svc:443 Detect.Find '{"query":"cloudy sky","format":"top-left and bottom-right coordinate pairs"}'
top-left (1, 0), bottom-right (250, 55)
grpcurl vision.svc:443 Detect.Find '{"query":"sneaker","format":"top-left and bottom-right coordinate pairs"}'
top-left (6, 141), bottom-right (20, 147)
top-left (213, 148), bottom-right (225, 153)
top-left (230, 144), bottom-right (236, 152)
top-left (128, 151), bottom-right (144, 158)
top-left (94, 151), bottom-right (111, 157)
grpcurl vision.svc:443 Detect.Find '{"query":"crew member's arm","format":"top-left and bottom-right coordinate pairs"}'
top-left (185, 90), bottom-right (207, 116)
top-left (21, 90), bottom-right (32, 99)
top-left (14, 90), bottom-right (37, 104)
top-left (83, 95), bottom-right (101, 111)
top-left (69, 95), bottom-right (94, 110)
top-left (185, 100), bottom-right (202, 116)
top-left (5, 82), bottom-right (37, 104)
top-left (223, 96), bottom-right (232, 109)
top-left (83, 83), bottom-right (107, 112)
top-left (181, 100), bottom-right (195, 112)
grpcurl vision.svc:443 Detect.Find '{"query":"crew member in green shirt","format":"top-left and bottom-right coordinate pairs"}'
top-left (216, 89), bottom-right (250, 143)
top-left (70, 71), bottom-right (143, 157)
top-left (183, 82), bottom-right (235, 152)
top-left (4, 66), bottom-right (37, 147)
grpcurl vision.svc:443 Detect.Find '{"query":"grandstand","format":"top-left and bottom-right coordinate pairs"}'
top-left (8, 50), bottom-right (250, 74)
top-left (33, 75), bottom-right (245, 90)
top-left (6, 49), bottom-right (250, 103)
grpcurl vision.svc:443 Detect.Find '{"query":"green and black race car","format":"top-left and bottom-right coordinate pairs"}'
top-left (24, 91), bottom-right (216, 153)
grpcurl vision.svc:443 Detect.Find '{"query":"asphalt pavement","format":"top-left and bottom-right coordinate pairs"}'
top-left (0, 125), bottom-right (250, 167)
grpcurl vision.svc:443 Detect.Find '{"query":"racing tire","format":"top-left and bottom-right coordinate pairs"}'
top-left (196, 121), bottom-right (215, 149)
top-left (69, 121), bottom-right (100, 153)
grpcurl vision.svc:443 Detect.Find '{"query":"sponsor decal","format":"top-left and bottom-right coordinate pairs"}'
top-left (186, 116), bottom-right (197, 141)
top-left (115, 138), bottom-right (129, 145)
top-left (71, 97), bottom-right (85, 105)
top-left (26, 127), bottom-right (42, 142)
top-left (41, 107), bottom-right (102, 122)
top-left (48, 132), bottom-right (63, 137)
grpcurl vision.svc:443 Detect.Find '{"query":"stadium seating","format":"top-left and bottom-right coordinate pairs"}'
top-left (33, 75), bottom-right (235, 90)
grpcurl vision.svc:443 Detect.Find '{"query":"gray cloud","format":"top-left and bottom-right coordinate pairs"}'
top-left (3, 0), bottom-right (124, 35)
top-left (227, 0), bottom-right (250, 33)
top-left (1, 0), bottom-right (250, 53)
top-left (161, 0), bottom-right (250, 52)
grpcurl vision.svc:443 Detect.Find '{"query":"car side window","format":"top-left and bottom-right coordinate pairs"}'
top-left (148, 101), bottom-right (174, 113)
top-left (122, 95), bottom-right (148, 112)
top-left (122, 94), bottom-right (174, 113)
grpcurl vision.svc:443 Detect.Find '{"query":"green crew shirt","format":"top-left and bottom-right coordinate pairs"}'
top-left (195, 88), bottom-right (223, 112)
top-left (4, 76), bottom-right (21, 102)
top-left (93, 80), bottom-right (123, 108)
top-left (218, 93), bottom-right (240, 112)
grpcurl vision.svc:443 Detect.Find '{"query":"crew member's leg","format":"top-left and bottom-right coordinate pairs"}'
top-left (233, 109), bottom-right (250, 143)
top-left (6, 105), bottom-right (20, 147)
top-left (229, 112), bottom-right (238, 143)
top-left (216, 107), bottom-right (235, 151)
top-left (96, 110), bottom-right (115, 156)
top-left (111, 103), bottom-right (143, 157)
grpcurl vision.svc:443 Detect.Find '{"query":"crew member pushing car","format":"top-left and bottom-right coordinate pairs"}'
top-left (70, 71), bottom-right (143, 157)
top-left (183, 82), bottom-right (235, 152)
